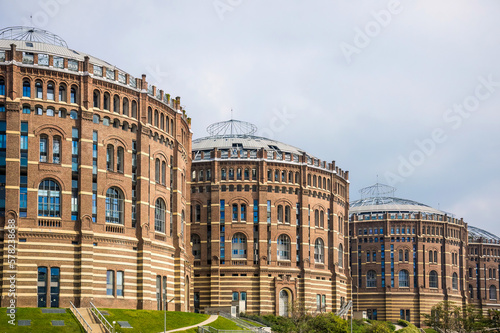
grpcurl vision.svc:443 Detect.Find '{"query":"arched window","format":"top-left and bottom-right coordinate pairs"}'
top-left (244, 168), bottom-right (249, 180)
top-left (288, 171), bottom-right (293, 183)
top-left (338, 243), bottom-right (344, 268)
top-left (452, 273), bottom-right (458, 290)
top-left (154, 109), bottom-right (159, 127)
top-left (429, 271), bottom-right (438, 288)
top-left (106, 145), bottom-right (114, 171)
top-left (93, 90), bottom-right (100, 108)
top-left (23, 79), bottom-right (31, 97)
top-left (47, 82), bottom-right (55, 100)
top-left (103, 92), bottom-right (110, 110)
top-left (285, 206), bottom-right (290, 224)
top-left (113, 119), bottom-right (120, 128)
top-left (279, 289), bottom-right (290, 317)
top-left (191, 234), bottom-right (201, 259)
top-left (404, 250), bottom-right (409, 262)
top-left (51, 136), bottom-right (61, 164)
top-left (314, 210), bottom-right (319, 227)
top-left (320, 211), bottom-right (324, 228)
top-left (155, 198), bottom-right (166, 233)
top-left (267, 169), bottom-right (272, 181)
top-left (35, 81), bottom-right (43, 98)
top-left (113, 95), bottom-right (120, 113)
top-left (70, 86), bottom-right (77, 103)
top-left (469, 285), bottom-right (473, 299)
top-left (0, 78), bottom-right (5, 95)
top-left (275, 170), bottom-right (279, 182)
top-left (367, 270), bottom-right (377, 288)
top-left (277, 234), bottom-right (290, 260)
top-left (221, 168), bottom-right (226, 180)
top-left (46, 108), bottom-right (54, 116)
top-left (314, 238), bottom-right (324, 263)
top-left (229, 168), bottom-right (234, 180)
top-left (117, 147), bottom-right (124, 173)
top-left (161, 161), bottom-right (166, 185)
top-left (122, 98), bottom-right (129, 116)
top-left (429, 251), bottom-right (433, 263)
top-left (160, 113), bottom-right (165, 130)
top-left (155, 159), bottom-right (160, 183)
top-left (59, 84), bottom-right (66, 102)
top-left (93, 114), bottom-right (100, 124)
top-left (38, 179), bottom-right (61, 217)
top-left (277, 205), bottom-right (283, 223)
top-left (313, 175), bottom-right (317, 187)
top-left (434, 251), bottom-right (438, 263)
top-left (281, 171), bottom-right (286, 182)
top-left (399, 249), bottom-right (403, 261)
top-left (105, 187), bottom-right (124, 224)
top-left (490, 285), bottom-right (497, 300)
top-left (232, 233), bottom-right (247, 258)
top-left (399, 270), bottom-right (409, 287)
top-left (295, 172), bottom-right (299, 184)
top-left (232, 204), bottom-right (238, 221)
top-left (131, 100), bottom-right (137, 118)
top-left (181, 210), bottom-right (185, 237)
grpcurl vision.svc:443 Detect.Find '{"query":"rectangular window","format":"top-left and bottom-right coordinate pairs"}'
top-left (220, 200), bottom-right (225, 223)
top-left (253, 200), bottom-right (258, 223)
top-left (106, 270), bottom-right (114, 296)
top-left (267, 200), bottom-right (271, 222)
top-left (117, 271), bottom-right (124, 296)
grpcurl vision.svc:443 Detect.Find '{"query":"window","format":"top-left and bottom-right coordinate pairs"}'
top-left (106, 145), bottom-right (114, 171)
top-left (70, 110), bottom-right (78, 119)
top-left (429, 271), bottom-right (438, 288)
top-left (452, 273), bottom-right (458, 290)
top-left (367, 270), bottom-right (377, 288)
top-left (53, 136), bottom-right (60, 163)
top-left (232, 233), bottom-right (247, 258)
top-left (70, 87), bottom-right (77, 103)
top-left (117, 271), bottom-right (124, 296)
top-left (106, 270), bottom-right (114, 295)
top-left (22, 105), bottom-right (30, 114)
top-left (490, 285), bottom-right (497, 300)
top-left (285, 206), bottom-right (290, 224)
top-left (221, 168), bottom-right (226, 180)
top-left (117, 147), bottom-right (124, 173)
top-left (399, 270), bottom-right (409, 287)
top-left (232, 204), bottom-right (238, 221)
top-left (93, 90), bottom-right (100, 108)
top-left (47, 83), bottom-right (54, 100)
top-left (277, 234), bottom-right (290, 260)
top-left (399, 249), bottom-right (403, 261)
top-left (194, 204), bottom-right (201, 222)
top-left (192, 234), bottom-right (201, 259)
top-left (36, 81), bottom-right (43, 98)
top-left (59, 85), bottom-right (66, 102)
top-left (23, 80), bottom-right (30, 97)
top-left (38, 179), bottom-right (61, 217)
top-left (277, 205), bottom-right (283, 223)
top-left (0, 78), bottom-right (4, 96)
top-left (241, 204), bottom-right (246, 221)
top-left (103, 92), bottom-right (110, 110)
top-left (105, 187), bottom-right (124, 224)
top-left (338, 243), bottom-right (343, 268)
top-left (155, 198), bottom-right (166, 233)
top-left (39, 135), bottom-right (48, 162)
top-left (314, 238), bottom-right (324, 263)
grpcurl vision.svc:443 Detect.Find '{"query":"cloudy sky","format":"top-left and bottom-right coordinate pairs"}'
top-left (2, 0), bottom-right (499, 234)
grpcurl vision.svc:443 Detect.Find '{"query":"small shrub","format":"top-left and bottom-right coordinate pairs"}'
top-left (366, 321), bottom-right (393, 333)
top-left (397, 319), bottom-right (409, 327)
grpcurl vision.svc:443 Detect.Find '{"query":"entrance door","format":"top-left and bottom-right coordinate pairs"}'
top-left (50, 268), bottom-right (60, 308)
top-left (279, 289), bottom-right (289, 317)
top-left (37, 267), bottom-right (47, 307)
top-left (239, 292), bottom-right (247, 313)
top-left (156, 276), bottom-right (162, 310)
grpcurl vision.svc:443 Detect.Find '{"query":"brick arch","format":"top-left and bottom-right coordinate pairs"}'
top-left (102, 135), bottom-right (128, 150)
top-left (274, 198), bottom-right (293, 207)
top-left (227, 196), bottom-right (250, 205)
top-left (34, 124), bottom-right (67, 139)
top-left (101, 183), bottom-right (128, 200)
top-left (32, 174), bottom-right (66, 192)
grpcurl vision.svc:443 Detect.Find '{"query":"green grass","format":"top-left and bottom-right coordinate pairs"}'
top-left (208, 316), bottom-right (247, 330)
top-left (423, 329), bottom-right (438, 333)
top-left (0, 307), bottom-right (85, 332)
top-left (102, 308), bottom-right (209, 333)
top-left (241, 318), bottom-right (263, 327)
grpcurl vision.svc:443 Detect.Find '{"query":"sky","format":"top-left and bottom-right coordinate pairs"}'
top-left (1, 0), bottom-right (499, 235)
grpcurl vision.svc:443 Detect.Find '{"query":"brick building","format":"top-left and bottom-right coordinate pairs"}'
top-left (0, 26), bottom-right (193, 311)
top-left (466, 226), bottom-right (500, 311)
top-left (189, 119), bottom-right (350, 315)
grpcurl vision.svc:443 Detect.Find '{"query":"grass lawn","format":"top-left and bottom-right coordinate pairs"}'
top-left (240, 318), bottom-right (263, 327)
top-left (176, 316), bottom-right (249, 332)
top-left (102, 308), bottom-right (209, 333)
top-left (0, 307), bottom-right (85, 332)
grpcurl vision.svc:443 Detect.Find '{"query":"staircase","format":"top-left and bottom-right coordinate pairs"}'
top-left (76, 307), bottom-right (107, 332)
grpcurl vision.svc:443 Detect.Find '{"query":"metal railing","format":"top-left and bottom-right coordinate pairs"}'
top-left (69, 301), bottom-right (92, 332)
top-left (90, 301), bottom-right (113, 333)
top-left (198, 327), bottom-right (249, 333)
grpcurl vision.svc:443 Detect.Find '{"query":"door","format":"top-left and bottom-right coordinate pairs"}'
top-left (37, 267), bottom-right (47, 307)
top-left (279, 289), bottom-right (289, 317)
top-left (239, 292), bottom-right (247, 313)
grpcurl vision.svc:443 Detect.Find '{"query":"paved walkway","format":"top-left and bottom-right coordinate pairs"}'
top-left (162, 314), bottom-right (218, 332)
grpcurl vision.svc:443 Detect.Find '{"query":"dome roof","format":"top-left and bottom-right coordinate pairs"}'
top-left (350, 196), bottom-right (445, 215)
top-left (468, 225), bottom-right (500, 243)
top-left (0, 26), bottom-right (123, 72)
top-left (193, 119), bottom-right (307, 156)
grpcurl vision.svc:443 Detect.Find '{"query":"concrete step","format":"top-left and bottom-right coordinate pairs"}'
top-left (76, 307), bottom-right (107, 333)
